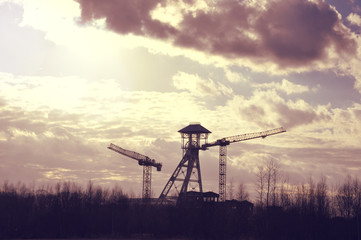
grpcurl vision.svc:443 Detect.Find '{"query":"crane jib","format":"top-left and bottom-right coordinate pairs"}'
top-left (108, 143), bottom-right (162, 171)
top-left (108, 142), bottom-right (163, 199)
top-left (201, 127), bottom-right (285, 149)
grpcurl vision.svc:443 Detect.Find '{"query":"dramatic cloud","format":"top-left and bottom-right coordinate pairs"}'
top-left (1, 0), bottom-right (361, 199)
top-left (77, 0), bottom-right (176, 39)
top-left (1, 72), bottom-right (360, 196)
top-left (0, 94), bottom-right (174, 193)
top-left (76, 0), bottom-right (356, 69)
top-left (255, 0), bottom-right (355, 66)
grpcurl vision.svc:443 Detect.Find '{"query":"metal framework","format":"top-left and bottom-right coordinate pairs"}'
top-left (108, 143), bottom-right (162, 199)
top-left (158, 123), bottom-right (210, 204)
top-left (219, 145), bottom-right (227, 202)
top-left (201, 127), bottom-right (286, 202)
top-left (157, 124), bottom-right (286, 204)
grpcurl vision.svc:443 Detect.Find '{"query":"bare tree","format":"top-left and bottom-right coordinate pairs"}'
top-left (308, 177), bottom-right (316, 214)
top-left (335, 175), bottom-right (361, 218)
top-left (294, 184), bottom-right (308, 211)
top-left (227, 179), bottom-right (235, 200)
top-left (328, 183), bottom-right (338, 218)
top-left (336, 175), bottom-right (354, 218)
top-left (255, 165), bottom-right (266, 207)
top-left (268, 159), bottom-right (280, 206)
top-left (279, 176), bottom-right (291, 209)
top-left (316, 176), bottom-right (329, 216)
top-left (352, 177), bottom-right (361, 217)
top-left (236, 183), bottom-right (249, 201)
top-left (255, 158), bottom-right (281, 207)
top-left (263, 159), bottom-right (280, 207)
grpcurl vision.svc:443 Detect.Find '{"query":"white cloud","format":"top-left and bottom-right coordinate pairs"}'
top-left (224, 68), bottom-right (248, 83)
top-left (253, 79), bottom-right (313, 95)
top-left (348, 36), bottom-right (361, 94)
top-left (0, 73), bottom-right (225, 142)
top-left (150, 1), bottom-right (184, 28)
top-left (172, 71), bottom-right (233, 97)
top-left (1, 72), bottom-right (361, 197)
top-left (347, 13), bottom-right (361, 27)
top-left (223, 89), bottom-right (332, 134)
top-left (0, 73), bottom-right (88, 111)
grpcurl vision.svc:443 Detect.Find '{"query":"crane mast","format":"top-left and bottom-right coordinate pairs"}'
top-left (108, 143), bottom-right (162, 199)
top-left (201, 127), bottom-right (286, 202)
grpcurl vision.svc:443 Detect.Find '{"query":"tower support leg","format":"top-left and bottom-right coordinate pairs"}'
top-left (196, 153), bottom-right (203, 193)
top-left (157, 148), bottom-right (202, 204)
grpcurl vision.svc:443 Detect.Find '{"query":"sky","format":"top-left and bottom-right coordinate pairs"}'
top-left (1, 0), bottom-right (361, 199)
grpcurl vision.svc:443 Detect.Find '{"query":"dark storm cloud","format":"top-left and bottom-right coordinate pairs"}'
top-left (77, 0), bottom-right (176, 39)
top-left (256, 0), bottom-right (356, 65)
top-left (76, 0), bottom-right (356, 68)
top-left (174, 0), bottom-right (258, 57)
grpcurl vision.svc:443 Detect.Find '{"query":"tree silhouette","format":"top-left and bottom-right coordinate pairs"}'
top-left (1, 174), bottom-right (361, 239)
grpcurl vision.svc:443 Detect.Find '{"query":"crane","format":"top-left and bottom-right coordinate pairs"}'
top-left (201, 127), bottom-right (286, 202)
top-left (108, 143), bottom-right (162, 199)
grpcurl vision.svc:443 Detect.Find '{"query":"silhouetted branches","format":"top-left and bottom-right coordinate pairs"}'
top-left (0, 181), bottom-right (130, 238)
top-left (1, 175), bottom-right (361, 239)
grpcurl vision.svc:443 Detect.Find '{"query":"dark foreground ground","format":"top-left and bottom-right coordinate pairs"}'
top-left (2, 201), bottom-right (360, 240)
top-left (1, 182), bottom-right (361, 240)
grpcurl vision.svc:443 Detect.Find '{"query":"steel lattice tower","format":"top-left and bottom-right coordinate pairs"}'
top-left (219, 145), bottom-right (227, 202)
top-left (142, 165), bottom-right (152, 199)
top-left (158, 123), bottom-right (211, 204)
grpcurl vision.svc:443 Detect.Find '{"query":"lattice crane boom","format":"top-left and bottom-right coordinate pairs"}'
top-left (108, 143), bottom-right (162, 199)
top-left (202, 127), bottom-right (286, 149)
top-left (108, 143), bottom-right (162, 171)
top-left (201, 127), bottom-right (286, 202)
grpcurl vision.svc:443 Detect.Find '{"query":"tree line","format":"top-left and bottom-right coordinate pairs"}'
top-left (250, 159), bottom-right (361, 219)
top-left (1, 166), bottom-right (361, 239)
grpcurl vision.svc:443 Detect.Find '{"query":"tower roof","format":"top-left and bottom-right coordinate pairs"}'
top-left (178, 123), bottom-right (211, 134)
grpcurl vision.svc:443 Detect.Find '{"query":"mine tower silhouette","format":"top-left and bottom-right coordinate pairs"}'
top-left (158, 122), bottom-right (285, 205)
